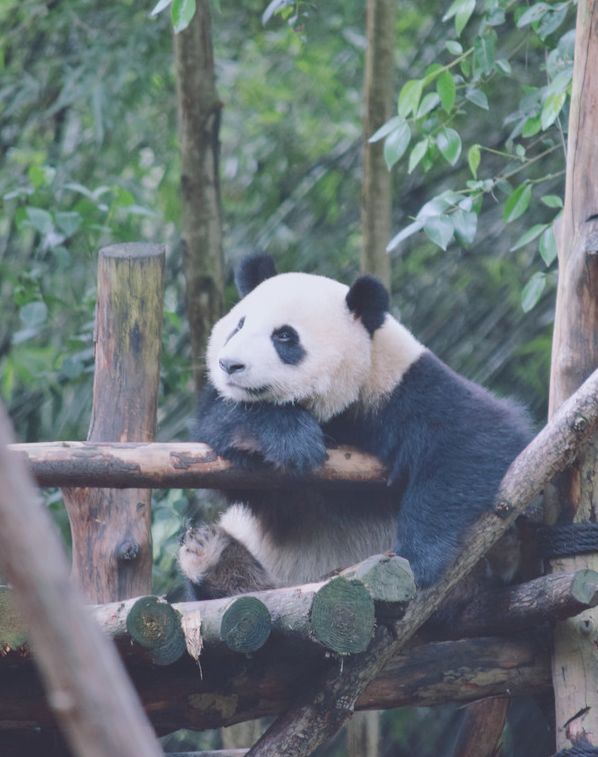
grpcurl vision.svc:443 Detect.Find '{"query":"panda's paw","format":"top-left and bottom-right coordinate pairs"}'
top-left (178, 524), bottom-right (231, 586)
top-left (261, 421), bottom-right (328, 474)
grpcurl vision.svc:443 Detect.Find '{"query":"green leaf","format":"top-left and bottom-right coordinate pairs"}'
top-left (19, 301), bottom-right (48, 328)
top-left (417, 92), bottom-right (441, 118)
top-left (503, 183), bottom-right (532, 223)
top-left (398, 79), bottom-right (424, 118)
top-left (386, 220), bottom-right (425, 252)
top-left (538, 5), bottom-right (568, 39)
top-left (517, 2), bottom-right (550, 28)
top-left (443, 0), bottom-right (476, 36)
top-left (541, 91), bottom-right (566, 130)
top-left (453, 209), bottom-right (477, 247)
top-left (495, 59), bottom-right (512, 75)
top-left (521, 272), bottom-right (546, 312)
top-left (445, 40), bottom-right (463, 55)
top-left (408, 139), bottom-right (429, 174)
top-left (25, 207), bottom-right (53, 234)
top-left (171, 0), bottom-right (196, 33)
top-left (437, 71), bottom-right (456, 114)
top-left (467, 144), bottom-right (481, 178)
top-left (522, 116), bottom-right (542, 137)
top-left (473, 33), bottom-right (496, 77)
top-left (423, 215), bottom-right (454, 250)
top-left (368, 116), bottom-right (404, 143)
top-left (436, 128), bottom-right (462, 166)
top-left (55, 212), bottom-right (82, 239)
top-left (150, 0), bottom-right (173, 16)
top-left (262, 0), bottom-right (292, 24)
top-left (384, 122), bottom-right (411, 169)
top-left (465, 88), bottom-right (489, 110)
top-left (541, 194), bottom-right (563, 208)
top-left (509, 223), bottom-right (548, 252)
top-left (539, 227), bottom-right (558, 266)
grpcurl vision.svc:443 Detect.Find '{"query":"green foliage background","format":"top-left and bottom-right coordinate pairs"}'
top-left (1, 0), bottom-right (569, 753)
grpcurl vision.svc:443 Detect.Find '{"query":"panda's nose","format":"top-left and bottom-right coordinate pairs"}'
top-left (219, 358), bottom-right (246, 375)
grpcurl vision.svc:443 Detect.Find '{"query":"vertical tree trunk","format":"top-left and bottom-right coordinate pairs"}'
top-left (548, 0), bottom-right (598, 750)
top-left (347, 711), bottom-right (380, 757)
top-left (173, 1), bottom-right (225, 392)
top-left (63, 243), bottom-right (165, 602)
top-left (360, 0), bottom-right (395, 289)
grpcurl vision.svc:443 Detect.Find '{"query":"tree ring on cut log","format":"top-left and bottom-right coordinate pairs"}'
top-left (126, 596), bottom-right (186, 666)
top-left (310, 577), bottom-right (375, 655)
top-left (220, 596), bottom-right (271, 654)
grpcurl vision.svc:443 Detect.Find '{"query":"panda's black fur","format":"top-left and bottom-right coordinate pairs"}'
top-left (179, 255), bottom-right (532, 597)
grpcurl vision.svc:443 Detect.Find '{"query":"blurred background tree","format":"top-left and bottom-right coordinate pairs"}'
top-left (0, 0), bottom-right (568, 753)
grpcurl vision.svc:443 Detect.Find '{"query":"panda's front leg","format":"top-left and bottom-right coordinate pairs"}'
top-left (194, 384), bottom-right (327, 474)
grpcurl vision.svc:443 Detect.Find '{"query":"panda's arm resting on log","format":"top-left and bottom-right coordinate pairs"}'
top-left (179, 254), bottom-right (532, 597)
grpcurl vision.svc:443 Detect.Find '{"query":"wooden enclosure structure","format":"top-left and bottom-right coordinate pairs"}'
top-left (1, 2), bottom-right (598, 754)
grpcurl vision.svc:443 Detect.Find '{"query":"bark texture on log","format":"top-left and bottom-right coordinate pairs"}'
top-left (0, 635), bottom-right (549, 733)
top-left (62, 243), bottom-right (164, 602)
top-left (451, 696), bottom-right (509, 757)
top-left (173, 0), bottom-right (224, 393)
top-left (245, 367), bottom-right (598, 757)
top-left (0, 403), bottom-right (162, 757)
top-left (361, 0), bottom-right (396, 288)
top-left (13, 441), bottom-right (386, 490)
top-left (548, 0), bottom-right (598, 751)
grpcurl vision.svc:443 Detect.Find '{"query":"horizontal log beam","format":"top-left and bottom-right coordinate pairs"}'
top-left (0, 635), bottom-right (549, 732)
top-left (9, 442), bottom-right (387, 490)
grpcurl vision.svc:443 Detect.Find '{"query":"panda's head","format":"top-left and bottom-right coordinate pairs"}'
top-left (206, 255), bottom-right (391, 421)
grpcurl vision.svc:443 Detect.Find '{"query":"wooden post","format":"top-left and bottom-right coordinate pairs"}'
top-left (548, 0), bottom-right (598, 751)
top-left (63, 243), bottom-right (165, 602)
top-left (0, 403), bottom-right (162, 757)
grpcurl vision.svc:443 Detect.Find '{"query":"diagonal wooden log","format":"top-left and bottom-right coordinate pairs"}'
top-left (10, 441), bottom-right (386, 490)
top-left (0, 403), bottom-right (162, 757)
top-left (246, 366), bottom-right (598, 757)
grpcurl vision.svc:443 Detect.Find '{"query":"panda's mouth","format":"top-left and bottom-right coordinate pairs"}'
top-left (226, 381), bottom-right (271, 397)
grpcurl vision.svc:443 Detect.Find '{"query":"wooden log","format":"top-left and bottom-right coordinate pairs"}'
top-left (195, 596), bottom-right (272, 655)
top-left (435, 569), bottom-right (598, 640)
top-left (244, 367), bottom-right (598, 757)
top-left (339, 553), bottom-right (415, 618)
top-left (10, 441), bottom-right (387, 490)
top-left (451, 696), bottom-right (509, 757)
top-left (547, 0), bottom-right (598, 751)
top-left (167, 752), bottom-right (248, 757)
top-left (62, 243), bottom-right (165, 603)
top-left (0, 635), bottom-right (550, 732)
top-left (0, 403), bottom-right (162, 756)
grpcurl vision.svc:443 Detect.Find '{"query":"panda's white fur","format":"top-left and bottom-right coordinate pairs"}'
top-left (208, 272), bottom-right (424, 422)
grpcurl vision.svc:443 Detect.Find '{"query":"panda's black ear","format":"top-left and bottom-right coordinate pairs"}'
top-left (235, 254), bottom-right (277, 297)
top-left (346, 275), bottom-right (389, 336)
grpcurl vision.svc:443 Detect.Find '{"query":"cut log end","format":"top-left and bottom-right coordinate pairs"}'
top-left (310, 578), bottom-right (375, 655)
top-left (126, 596), bottom-right (185, 666)
top-left (220, 597), bottom-right (272, 654)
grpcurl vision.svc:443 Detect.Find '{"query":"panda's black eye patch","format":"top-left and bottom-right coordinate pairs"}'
top-left (271, 325), bottom-right (305, 365)
top-left (225, 317), bottom-right (245, 344)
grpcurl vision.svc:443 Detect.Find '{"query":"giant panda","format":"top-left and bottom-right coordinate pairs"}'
top-left (178, 254), bottom-right (532, 599)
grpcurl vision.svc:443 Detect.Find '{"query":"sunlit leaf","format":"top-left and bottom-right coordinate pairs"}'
top-left (384, 121), bottom-right (411, 169)
top-left (510, 223), bottom-right (548, 252)
top-left (408, 139), bottom-right (429, 174)
top-left (473, 32), bottom-right (496, 77)
top-left (369, 116), bottom-right (404, 143)
top-left (398, 79), bottom-right (424, 118)
top-left (503, 183), bottom-right (532, 223)
top-left (539, 227), bottom-right (558, 266)
top-left (417, 93), bottom-right (441, 118)
top-left (517, 3), bottom-right (550, 28)
top-left (150, 0), bottom-right (173, 16)
top-left (436, 128), bottom-right (462, 166)
top-left (522, 116), bottom-right (542, 137)
top-left (453, 209), bottom-right (477, 246)
top-left (445, 40), bottom-right (463, 55)
top-left (521, 272), bottom-right (546, 312)
top-left (468, 144), bottom-right (481, 178)
top-left (541, 91), bottom-right (566, 129)
top-left (437, 71), bottom-right (456, 113)
top-left (262, 0), bottom-right (292, 24)
top-left (466, 88), bottom-right (489, 110)
top-left (541, 194), bottom-right (563, 208)
top-left (424, 215), bottom-right (454, 250)
top-left (25, 207), bottom-right (53, 234)
top-left (171, 0), bottom-right (196, 33)
top-left (443, 0), bottom-right (476, 36)
top-left (386, 220), bottom-right (425, 252)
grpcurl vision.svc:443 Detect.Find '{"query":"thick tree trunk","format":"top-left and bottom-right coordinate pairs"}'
top-left (173, 0), bottom-right (224, 393)
top-left (62, 244), bottom-right (164, 602)
top-left (451, 697), bottom-right (509, 757)
top-left (548, 0), bottom-right (598, 751)
top-left (0, 403), bottom-right (162, 757)
top-left (361, 0), bottom-right (395, 288)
